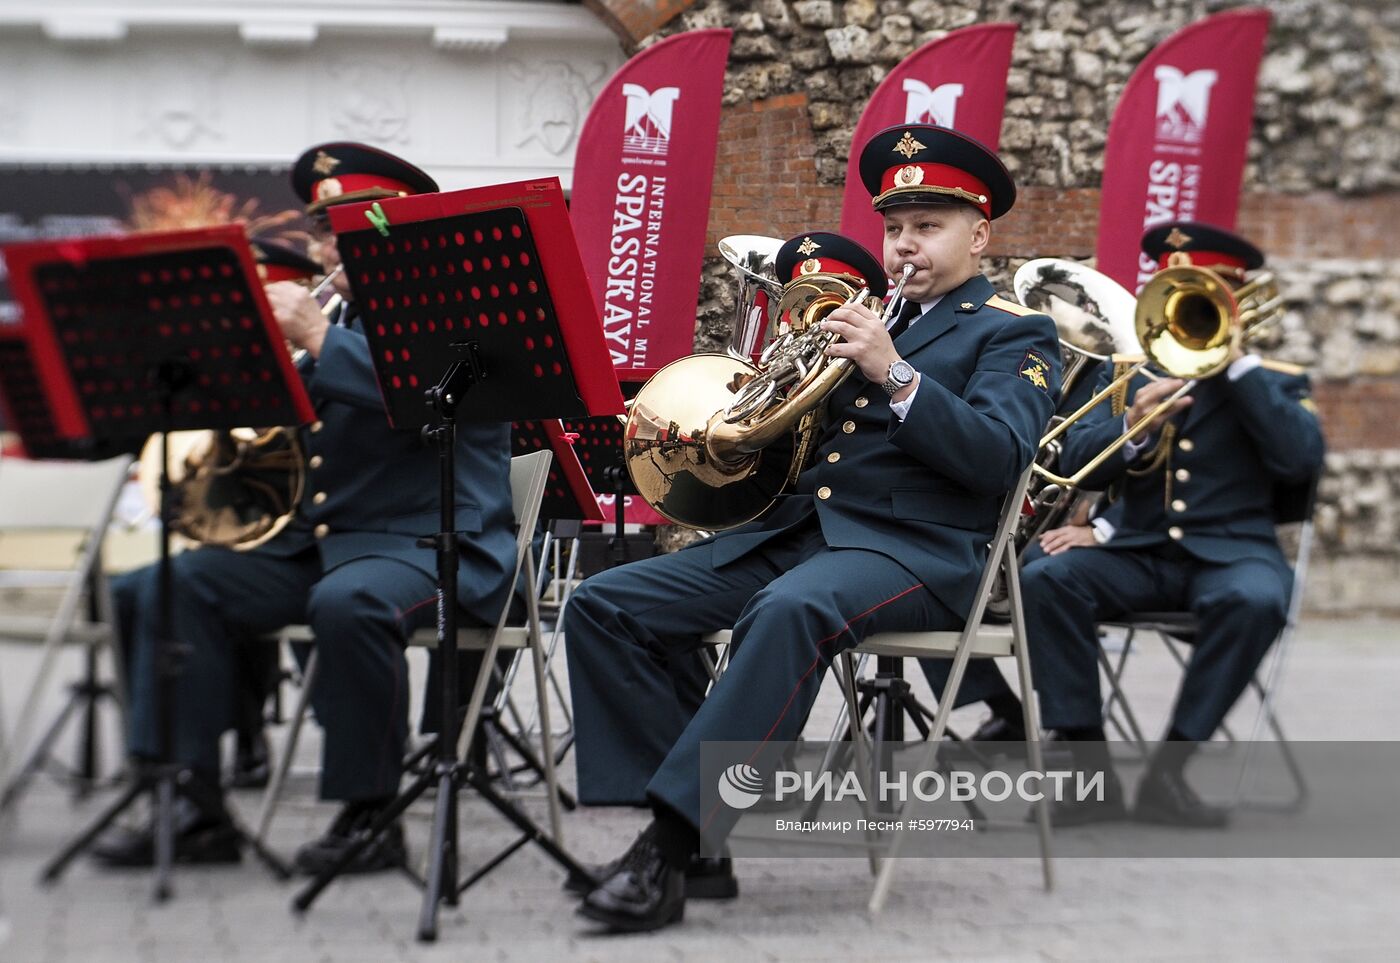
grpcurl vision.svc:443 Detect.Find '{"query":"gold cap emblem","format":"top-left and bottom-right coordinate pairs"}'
top-left (799, 258), bottom-right (822, 275)
top-left (796, 236), bottom-right (821, 256)
top-left (312, 151), bottom-right (341, 176)
top-left (1164, 227), bottom-right (1193, 249)
top-left (315, 177), bottom-right (344, 201)
top-left (894, 164), bottom-right (925, 187)
top-left (893, 131), bottom-right (926, 159)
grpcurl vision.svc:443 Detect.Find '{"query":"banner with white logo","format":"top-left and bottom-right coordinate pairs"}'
top-left (570, 29), bottom-right (732, 376)
top-left (1094, 8), bottom-right (1272, 292)
top-left (839, 23), bottom-right (1018, 257)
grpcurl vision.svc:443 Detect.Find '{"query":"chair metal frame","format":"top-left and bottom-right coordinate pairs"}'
top-left (254, 451), bottom-right (569, 846)
top-left (700, 466), bottom-right (1052, 912)
top-left (0, 455), bottom-right (133, 812)
top-left (1096, 495), bottom-right (1316, 812)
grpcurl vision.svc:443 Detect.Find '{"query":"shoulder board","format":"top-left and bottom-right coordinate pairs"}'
top-left (1259, 359), bottom-right (1307, 376)
top-left (985, 295), bottom-right (1035, 316)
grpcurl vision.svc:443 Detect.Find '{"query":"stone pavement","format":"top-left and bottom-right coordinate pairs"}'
top-left (2, 618), bottom-right (1398, 962)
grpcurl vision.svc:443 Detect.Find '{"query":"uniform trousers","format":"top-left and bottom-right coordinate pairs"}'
top-left (115, 543), bottom-right (439, 801)
top-left (564, 515), bottom-right (961, 842)
top-left (1023, 543), bottom-right (1289, 741)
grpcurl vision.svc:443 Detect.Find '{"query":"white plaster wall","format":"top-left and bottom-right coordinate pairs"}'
top-left (0, 0), bottom-right (624, 188)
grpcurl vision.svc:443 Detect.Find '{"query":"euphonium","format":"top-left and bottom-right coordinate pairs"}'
top-left (136, 267), bottom-right (343, 549)
top-left (623, 264), bottom-right (913, 531)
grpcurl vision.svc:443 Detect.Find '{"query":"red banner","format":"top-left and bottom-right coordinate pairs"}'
top-left (839, 23), bottom-right (1017, 257)
top-left (1094, 8), bottom-right (1272, 292)
top-left (570, 29), bottom-right (732, 377)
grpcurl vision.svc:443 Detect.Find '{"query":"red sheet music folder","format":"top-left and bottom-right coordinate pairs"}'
top-left (327, 178), bottom-right (624, 428)
top-left (0, 224), bottom-right (315, 451)
top-left (512, 419), bottom-right (605, 523)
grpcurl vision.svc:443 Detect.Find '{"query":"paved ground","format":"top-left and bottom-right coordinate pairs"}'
top-left (2, 618), bottom-right (1398, 962)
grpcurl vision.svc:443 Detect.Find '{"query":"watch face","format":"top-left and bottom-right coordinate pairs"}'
top-left (891, 360), bottom-right (915, 384)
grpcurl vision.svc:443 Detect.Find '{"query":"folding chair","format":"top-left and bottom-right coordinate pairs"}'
top-left (1096, 480), bottom-right (1317, 811)
top-left (254, 450), bottom-right (566, 844)
top-left (701, 466), bottom-right (1052, 912)
top-left (0, 455), bottom-right (133, 811)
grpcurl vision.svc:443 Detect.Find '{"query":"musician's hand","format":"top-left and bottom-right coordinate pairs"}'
top-left (1125, 378), bottom-right (1192, 434)
top-left (265, 281), bottom-right (330, 359)
top-left (1039, 523), bottom-right (1098, 555)
top-left (821, 301), bottom-right (903, 387)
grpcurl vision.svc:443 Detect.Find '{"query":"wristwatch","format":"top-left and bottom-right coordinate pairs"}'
top-left (881, 359), bottom-right (916, 397)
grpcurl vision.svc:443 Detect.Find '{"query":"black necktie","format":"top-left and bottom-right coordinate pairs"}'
top-left (887, 298), bottom-right (923, 341)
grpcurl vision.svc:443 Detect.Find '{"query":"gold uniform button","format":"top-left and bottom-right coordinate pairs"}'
top-left (309, 455), bottom-right (324, 469)
top-left (827, 452), bottom-right (841, 464)
top-left (1175, 468), bottom-right (1191, 482)
top-left (1171, 499), bottom-right (1187, 512)
top-left (817, 486), bottom-right (832, 500)
top-left (1178, 438), bottom-right (1194, 452)
top-left (313, 491), bottom-right (328, 505)
top-left (314, 523), bottom-right (330, 539)
top-left (854, 397), bottom-right (869, 408)
top-left (1168, 526), bottom-right (1184, 540)
top-left (310, 420), bottom-right (324, 434)
top-left (842, 420), bottom-right (856, 434)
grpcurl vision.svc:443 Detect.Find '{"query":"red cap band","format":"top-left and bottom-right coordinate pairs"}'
top-left (1157, 251), bottom-right (1247, 273)
top-left (313, 172), bottom-right (414, 205)
top-left (789, 257), bottom-right (865, 283)
top-left (876, 162), bottom-right (992, 216)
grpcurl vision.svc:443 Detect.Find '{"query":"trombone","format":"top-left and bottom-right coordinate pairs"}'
top-left (1034, 263), bottom-right (1282, 489)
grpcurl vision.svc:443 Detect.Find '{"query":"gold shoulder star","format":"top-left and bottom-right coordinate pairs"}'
top-left (796, 236), bottom-right (821, 256)
top-left (312, 151), bottom-right (341, 176)
top-left (893, 131), bottom-right (926, 159)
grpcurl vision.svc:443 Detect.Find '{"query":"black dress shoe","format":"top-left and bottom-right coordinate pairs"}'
top-left (1134, 766), bottom-right (1230, 828)
top-left (230, 732), bottom-right (271, 789)
top-left (92, 797), bottom-right (242, 867)
top-left (971, 714), bottom-right (1026, 742)
top-left (293, 802), bottom-right (407, 876)
top-left (1034, 768), bottom-right (1129, 828)
top-left (565, 850), bottom-right (737, 900)
top-left (577, 828), bottom-right (685, 933)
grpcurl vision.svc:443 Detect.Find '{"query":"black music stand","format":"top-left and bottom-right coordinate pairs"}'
top-left (293, 180), bottom-right (623, 941)
top-left (0, 225), bottom-right (309, 899)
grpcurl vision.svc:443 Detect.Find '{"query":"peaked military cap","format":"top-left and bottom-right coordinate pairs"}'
top-left (250, 238), bottom-right (319, 283)
top-left (291, 142), bottom-right (438, 216)
top-left (858, 124), bottom-right (1015, 219)
top-left (774, 231), bottom-right (889, 299)
top-left (1141, 221), bottom-right (1265, 276)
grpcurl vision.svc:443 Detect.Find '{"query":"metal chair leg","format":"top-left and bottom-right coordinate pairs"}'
top-left (255, 645), bottom-right (317, 847)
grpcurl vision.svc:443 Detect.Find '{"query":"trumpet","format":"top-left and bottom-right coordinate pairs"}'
top-left (1034, 263), bottom-right (1282, 490)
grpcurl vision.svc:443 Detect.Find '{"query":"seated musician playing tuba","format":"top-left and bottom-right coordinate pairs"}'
top-left (564, 124), bottom-right (1061, 933)
top-left (957, 222), bottom-right (1325, 828)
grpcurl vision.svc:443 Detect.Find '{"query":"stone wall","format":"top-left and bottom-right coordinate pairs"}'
top-left (608, 0), bottom-right (1400, 613)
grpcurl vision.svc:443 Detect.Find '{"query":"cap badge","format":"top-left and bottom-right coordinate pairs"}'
top-left (315, 177), bottom-right (344, 202)
top-left (893, 131), bottom-right (926, 159)
top-left (799, 258), bottom-right (822, 275)
top-left (894, 165), bottom-right (925, 187)
top-left (796, 236), bottom-right (821, 256)
top-left (312, 151), bottom-right (341, 176)
top-left (1164, 227), bottom-right (1193, 250)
